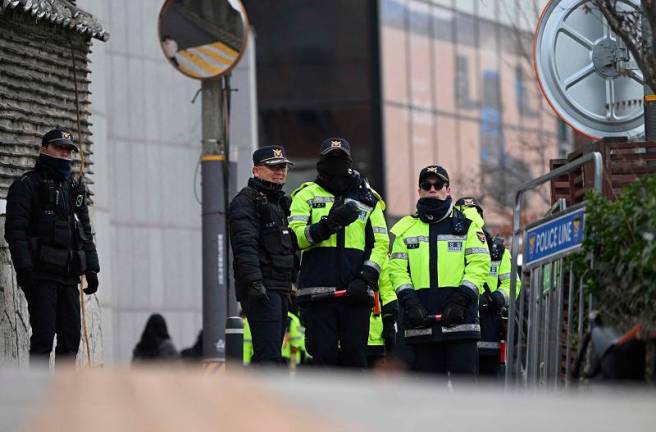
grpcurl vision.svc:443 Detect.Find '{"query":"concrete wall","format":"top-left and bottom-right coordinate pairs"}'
top-left (79, 0), bottom-right (257, 364)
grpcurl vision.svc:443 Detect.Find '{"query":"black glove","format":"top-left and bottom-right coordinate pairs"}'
top-left (442, 290), bottom-right (470, 327)
top-left (479, 289), bottom-right (494, 310)
top-left (325, 201), bottom-right (360, 231)
top-left (401, 294), bottom-right (428, 328)
top-left (346, 277), bottom-right (373, 307)
top-left (247, 281), bottom-right (269, 301)
top-left (480, 288), bottom-right (505, 310)
top-left (359, 266), bottom-right (379, 291)
top-left (382, 301), bottom-right (398, 351)
top-left (84, 272), bottom-right (99, 295)
top-left (16, 268), bottom-right (34, 294)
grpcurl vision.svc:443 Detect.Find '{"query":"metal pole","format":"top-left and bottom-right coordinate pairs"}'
top-left (201, 78), bottom-right (229, 362)
top-left (642, 0), bottom-right (656, 141)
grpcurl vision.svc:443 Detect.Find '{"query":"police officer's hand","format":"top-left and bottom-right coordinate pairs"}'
top-left (248, 281), bottom-right (269, 302)
top-left (479, 290), bottom-right (494, 310)
top-left (346, 278), bottom-right (373, 307)
top-left (325, 201), bottom-right (360, 231)
top-left (16, 268), bottom-right (34, 295)
top-left (382, 302), bottom-right (398, 351)
top-left (442, 290), bottom-right (469, 327)
top-left (402, 295), bottom-right (428, 328)
top-left (83, 272), bottom-right (99, 295)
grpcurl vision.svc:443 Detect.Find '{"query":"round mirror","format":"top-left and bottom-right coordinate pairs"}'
top-left (158, 0), bottom-right (249, 80)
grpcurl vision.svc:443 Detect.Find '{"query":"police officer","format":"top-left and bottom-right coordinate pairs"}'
top-left (288, 138), bottom-right (388, 368)
top-left (229, 145), bottom-right (295, 365)
top-left (367, 265), bottom-right (398, 368)
top-left (5, 128), bottom-right (100, 363)
top-left (455, 197), bottom-right (521, 376)
top-left (389, 166), bottom-right (489, 377)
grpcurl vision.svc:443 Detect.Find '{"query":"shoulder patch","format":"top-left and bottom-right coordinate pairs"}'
top-left (477, 231), bottom-right (486, 243)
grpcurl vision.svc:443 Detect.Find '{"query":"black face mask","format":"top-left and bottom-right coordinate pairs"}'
top-left (416, 196), bottom-right (452, 223)
top-left (317, 153), bottom-right (352, 177)
top-left (35, 153), bottom-right (72, 181)
top-left (316, 153), bottom-right (355, 195)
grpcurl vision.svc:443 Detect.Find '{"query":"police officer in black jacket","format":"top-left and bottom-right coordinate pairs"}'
top-left (4, 128), bottom-right (100, 363)
top-left (228, 145), bottom-right (295, 365)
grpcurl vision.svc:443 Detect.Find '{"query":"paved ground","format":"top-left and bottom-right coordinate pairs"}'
top-left (1, 366), bottom-right (654, 431)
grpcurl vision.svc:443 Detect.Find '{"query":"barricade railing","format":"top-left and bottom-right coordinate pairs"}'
top-left (506, 152), bottom-right (603, 388)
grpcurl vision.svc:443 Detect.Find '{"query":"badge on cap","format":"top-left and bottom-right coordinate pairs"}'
top-left (427, 166), bottom-right (438, 173)
top-left (331, 140), bottom-right (342, 148)
top-left (62, 131), bottom-right (71, 140)
top-left (273, 148), bottom-right (283, 157)
top-left (464, 198), bottom-right (475, 206)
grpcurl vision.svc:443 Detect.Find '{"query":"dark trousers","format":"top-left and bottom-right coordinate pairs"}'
top-left (241, 291), bottom-right (288, 365)
top-left (479, 352), bottom-right (501, 376)
top-left (412, 340), bottom-right (479, 377)
top-left (25, 280), bottom-right (81, 363)
top-left (302, 300), bottom-right (370, 368)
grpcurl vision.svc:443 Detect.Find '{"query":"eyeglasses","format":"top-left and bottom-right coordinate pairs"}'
top-left (419, 180), bottom-right (446, 191)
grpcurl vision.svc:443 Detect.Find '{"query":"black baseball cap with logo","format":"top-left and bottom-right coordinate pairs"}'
top-left (252, 145), bottom-right (294, 166)
top-left (418, 165), bottom-right (449, 186)
top-left (41, 128), bottom-right (79, 152)
top-left (319, 137), bottom-right (351, 156)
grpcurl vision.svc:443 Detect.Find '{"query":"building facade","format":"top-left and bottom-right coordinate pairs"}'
top-left (245, 0), bottom-right (567, 233)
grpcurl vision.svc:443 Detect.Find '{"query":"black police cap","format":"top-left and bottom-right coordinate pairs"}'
top-left (319, 137), bottom-right (351, 156)
top-left (418, 165), bottom-right (449, 186)
top-left (252, 145), bottom-right (294, 166)
top-left (41, 128), bottom-right (79, 152)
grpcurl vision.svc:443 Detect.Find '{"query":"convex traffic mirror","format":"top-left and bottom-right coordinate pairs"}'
top-left (158, 0), bottom-right (248, 80)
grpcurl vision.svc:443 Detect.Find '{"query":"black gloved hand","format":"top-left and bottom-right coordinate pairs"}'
top-left (247, 281), bottom-right (269, 302)
top-left (401, 294), bottom-right (428, 328)
top-left (16, 268), bottom-right (34, 294)
top-left (479, 289), bottom-right (494, 310)
top-left (325, 201), bottom-right (360, 231)
top-left (443, 290), bottom-right (470, 327)
top-left (346, 277), bottom-right (373, 307)
top-left (83, 272), bottom-right (99, 295)
top-left (382, 301), bottom-right (398, 351)
top-left (359, 266), bottom-right (379, 291)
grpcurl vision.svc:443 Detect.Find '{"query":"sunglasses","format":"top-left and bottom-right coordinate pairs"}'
top-left (419, 180), bottom-right (446, 191)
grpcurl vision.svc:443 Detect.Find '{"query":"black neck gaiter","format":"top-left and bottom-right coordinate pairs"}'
top-left (35, 153), bottom-right (72, 181)
top-left (416, 196), bottom-right (453, 223)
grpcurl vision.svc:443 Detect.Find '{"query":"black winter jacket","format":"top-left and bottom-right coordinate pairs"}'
top-left (4, 161), bottom-right (100, 284)
top-left (228, 177), bottom-right (295, 301)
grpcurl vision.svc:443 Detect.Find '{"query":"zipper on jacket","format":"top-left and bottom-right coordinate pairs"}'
top-left (429, 222), bottom-right (438, 290)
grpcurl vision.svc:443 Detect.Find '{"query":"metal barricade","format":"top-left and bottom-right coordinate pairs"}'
top-left (506, 152), bottom-right (603, 388)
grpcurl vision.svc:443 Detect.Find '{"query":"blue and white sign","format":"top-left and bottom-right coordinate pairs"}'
top-left (524, 206), bottom-right (585, 267)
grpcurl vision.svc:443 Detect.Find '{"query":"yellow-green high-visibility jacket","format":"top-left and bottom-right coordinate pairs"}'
top-left (289, 179), bottom-right (389, 297)
top-left (368, 264), bottom-right (398, 352)
top-left (389, 208), bottom-right (490, 341)
top-left (243, 318), bottom-right (253, 365)
top-left (456, 204), bottom-right (521, 305)
top-left (282, 311), bottom-right (306, 365)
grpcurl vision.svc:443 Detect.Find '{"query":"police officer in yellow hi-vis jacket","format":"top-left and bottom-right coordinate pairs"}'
top-left (389, 166), bottom-right (490, 376)
top-left (455, 197), bottom-right (521, 376)
top-left (289, 138), bottom-right (388, 368)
